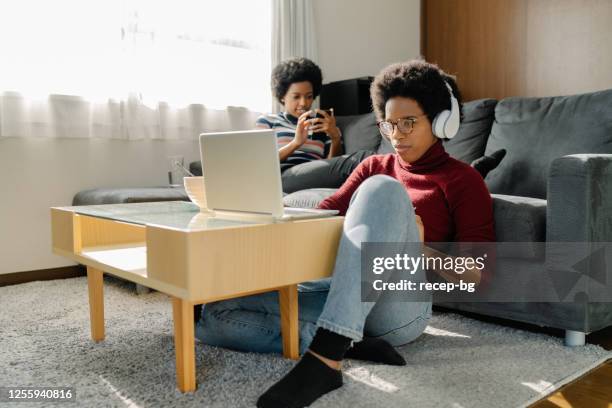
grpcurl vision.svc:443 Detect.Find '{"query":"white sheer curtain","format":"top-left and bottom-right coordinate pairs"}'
top-left (0, 93), bottom-right (261, 140)
top-left (0, 0), bottom-right (270, 140)
top-left (271, 0), bottom-right (318, 112)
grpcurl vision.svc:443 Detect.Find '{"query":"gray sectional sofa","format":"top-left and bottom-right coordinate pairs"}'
top-left (74, 89), bottom-right (612, 344)
top-left (282, 90), bottom-right (612, 345)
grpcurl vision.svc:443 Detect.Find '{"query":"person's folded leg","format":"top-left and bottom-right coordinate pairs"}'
top-left (363, 300), bottom-right (432, 347)
top-left (258, 175), bottom-right (422, 407)
top-left (316, 175), bottom-right (421, 341)
top-left (195, 289), bottom-right (328, 354)
top-left (342, 301), bottom-right (432, 366)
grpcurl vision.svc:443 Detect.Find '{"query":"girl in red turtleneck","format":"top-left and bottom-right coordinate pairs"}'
top-left (318, 129), bottom-right (495, 243)
top-left (197, 61), bottom-right (495, 408)
top-left (318, 64), bottom-right (494, 244)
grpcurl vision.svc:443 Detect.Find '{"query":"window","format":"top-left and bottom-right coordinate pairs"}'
top-left (0, 0), bottom-right (272, 112)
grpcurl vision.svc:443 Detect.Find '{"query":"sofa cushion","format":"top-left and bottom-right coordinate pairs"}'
top-left (484, 88), bottom-right (612, 199)
top-left (72, 187), bottom-right (189, 205)
top-left (471, 149), bottom-right (506, 178)
top-left (283, 188), bottom-right (338, 209)
top-left (492, 194), bottom-right (547, 259)
top-left (335, 112), bottom-right (381, 154)
top-left (443, 98), bottom-right (498, 163)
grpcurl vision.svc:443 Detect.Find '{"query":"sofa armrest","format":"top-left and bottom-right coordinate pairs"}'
top-left (547, 154), bottom-right (612, 242)
top-left (492, 194), bottom-right (547, 259)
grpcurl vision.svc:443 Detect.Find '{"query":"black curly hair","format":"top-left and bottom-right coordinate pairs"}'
top-left (271, 57), bottom-right (323, 104)
top-left (370, 60), bottom-right (462, 124)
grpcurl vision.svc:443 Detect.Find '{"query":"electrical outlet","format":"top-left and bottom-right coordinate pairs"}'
top-left (167, 155), bottom-right (185, 186)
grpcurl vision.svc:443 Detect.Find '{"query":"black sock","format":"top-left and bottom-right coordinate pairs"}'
top-left (308, 328), bottom-right (353, 361)
top-left (344, 337), bottom-right (406, 366)
top-left (257, 352), bottom-right (343, 408)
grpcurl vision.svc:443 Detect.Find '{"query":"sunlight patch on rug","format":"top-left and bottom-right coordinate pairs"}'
top-left (424, 326), bottom-right (471, 338)
top-left (344, 367), bottom-right (399, 393)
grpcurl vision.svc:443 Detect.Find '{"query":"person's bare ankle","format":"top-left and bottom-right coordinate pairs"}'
top-left (307, 349), bottom-right (342, 370)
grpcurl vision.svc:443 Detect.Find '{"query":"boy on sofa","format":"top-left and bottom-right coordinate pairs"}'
top-left (256, 57), bottom-right (343, 172)
top-left (196, 60), bottom-right (495, 408)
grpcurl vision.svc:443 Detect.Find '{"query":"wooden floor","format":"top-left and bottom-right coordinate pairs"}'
top-left (530, 324), bottom-right (612, 408)
top-left (434, 307), bottom-right (612, 407)
top-left (532, 360), bottom-right (612, 408)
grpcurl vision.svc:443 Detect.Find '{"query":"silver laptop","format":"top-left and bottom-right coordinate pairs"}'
top-left (198, 129), bottom-right (339, 221)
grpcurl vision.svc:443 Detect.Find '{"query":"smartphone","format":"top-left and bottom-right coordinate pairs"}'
top-left (310, 108), bottom-right (334, 119)
top-left (307, 108), bottom-right (334, 135)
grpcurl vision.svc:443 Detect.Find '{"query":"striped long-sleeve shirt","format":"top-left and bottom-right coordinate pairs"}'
top-left (256, 112), bottom-right (331, 168)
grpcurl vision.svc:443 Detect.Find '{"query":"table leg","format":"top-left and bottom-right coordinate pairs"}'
top-left (87, 266), bottom-right (105, 342)
top-left (172, 298), bottom-right (196, 393)
top-left (279, 284), bottom-right (299, 360)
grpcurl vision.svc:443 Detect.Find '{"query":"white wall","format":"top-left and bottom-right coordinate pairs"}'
top-left (313, 0), bottom-right (421, 83)
top-left (2, 1), bottom-right (422, 275)
top-left (0, 137), bottom-right (201, 274)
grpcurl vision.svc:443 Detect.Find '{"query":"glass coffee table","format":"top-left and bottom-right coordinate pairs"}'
top-left (50, 201), bottom-right (343, 392)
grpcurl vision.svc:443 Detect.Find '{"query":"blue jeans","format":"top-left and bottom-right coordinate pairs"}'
top-left (195, 175), bottom-right (432, 354)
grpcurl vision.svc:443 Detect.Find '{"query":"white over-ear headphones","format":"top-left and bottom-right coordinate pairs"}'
top-left (431, 82), bottom-right (460, 139)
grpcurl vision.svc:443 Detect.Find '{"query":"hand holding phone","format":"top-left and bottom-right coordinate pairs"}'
top-left (308, 108), bottom-right (337, 137)
top-left (310, 108), bottom-right (334, 120)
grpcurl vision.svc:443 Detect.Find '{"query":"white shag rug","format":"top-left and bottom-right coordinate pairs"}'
top-left (0, 277), bottom-right (609, 408)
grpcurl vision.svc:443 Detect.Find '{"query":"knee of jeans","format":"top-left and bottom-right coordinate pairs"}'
top-left (377, 305), bottom-right (432, 347)
top-left (195, 301), bottom-right (240, 330)
top-left (195, 312), bottom-right (281, 354)
top-left (195, 303), bottom-right (229, 334)
top-left (362, 174), bottom-right (399, 191)
top-left (354, 175), bottom-right (412, 210)
top-left (202, 300), bottom-right (235, 317)
top-left (381, 317), bottom-right (429, 347)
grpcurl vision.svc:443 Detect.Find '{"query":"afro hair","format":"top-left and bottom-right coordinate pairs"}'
top-left (271, 57), bottom-right (323, 104)
top-left (370, 60), bottom-right (462, 124)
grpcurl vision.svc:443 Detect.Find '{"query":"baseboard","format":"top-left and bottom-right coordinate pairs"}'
top-left (0, 265), bottom-right (85, 287)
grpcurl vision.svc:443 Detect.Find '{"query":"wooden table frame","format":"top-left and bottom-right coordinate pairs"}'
top-left (51, 207), bottom-right (343, 392)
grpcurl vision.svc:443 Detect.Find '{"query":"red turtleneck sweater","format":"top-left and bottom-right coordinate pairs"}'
top-left (318, 140), bottom-right (495, 243)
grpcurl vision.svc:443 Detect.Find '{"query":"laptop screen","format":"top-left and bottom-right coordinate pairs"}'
top-left (199, 129), bottom-right (285, 217)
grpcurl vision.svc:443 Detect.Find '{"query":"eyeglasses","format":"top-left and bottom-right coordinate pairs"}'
top-left (377, 115), bottom-right (427, 139)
